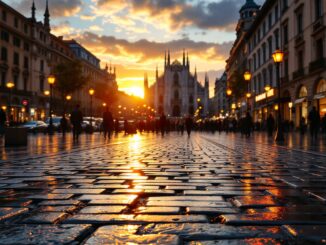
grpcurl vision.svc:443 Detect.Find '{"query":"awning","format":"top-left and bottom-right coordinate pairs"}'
top-left (314, 93), bottom-right (326, 100)
top-left (294, 98), bottom-right (306, 104)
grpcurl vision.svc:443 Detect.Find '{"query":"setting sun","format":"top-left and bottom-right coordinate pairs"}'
top-left (121, 86), bottom-right (144, 98)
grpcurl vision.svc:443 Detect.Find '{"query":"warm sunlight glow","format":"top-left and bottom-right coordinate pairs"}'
top-left (120, 86), bottom-right (144, 98)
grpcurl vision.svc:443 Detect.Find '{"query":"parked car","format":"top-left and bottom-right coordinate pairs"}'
top-left (45, 117), bottom-right (62, 130)
top-left (21, 121), bottom-right (48, 133)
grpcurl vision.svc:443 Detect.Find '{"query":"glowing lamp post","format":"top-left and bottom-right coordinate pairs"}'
top-left (264, 85), bottom-right (271, 92)
top-left (6, 82), bottom-right (14, 124)
top-left (244, 71), bottom-right (252, 112)
top-left (226, 88), bottom-right (232, 115)
top-left (47, 75), bottom-right (55, 134)
top-left (272, 48), bottom-right (284, 142)
top-left (89, 88), bottom-right (95, 133)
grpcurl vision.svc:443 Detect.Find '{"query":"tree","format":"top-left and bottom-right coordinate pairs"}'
top-left (53, 60), bottom-right (89, 115)
top-left (94, 81), bottom-right (118, 106)
top-left (229, 70), bottom-right (247, 101)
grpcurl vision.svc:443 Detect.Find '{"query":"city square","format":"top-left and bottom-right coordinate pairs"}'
top-left (1, 0), bottom-right (326, 244)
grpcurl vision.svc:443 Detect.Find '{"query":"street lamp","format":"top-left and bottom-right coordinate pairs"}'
top-left (47, 75), bottom-right (56, 134)
top-left (264, 85), bottom-right (271, 92)
top-left (272, 48), bottom-right (285, 142)
top-left (226, 88), bottom-right (232, 115)
top-left (6, 82), bottom-right (14, 124)
top-left (89, 88), bottom-right (95, 133)
top-left (244, 71), bottom-right (252, 112)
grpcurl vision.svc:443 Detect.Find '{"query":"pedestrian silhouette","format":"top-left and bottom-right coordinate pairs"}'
top-left (103, 107), bottom-right (114, 139)
top-left (70, 104), bottom-right (83, 141)
top-left (60, 115), bottom-right (68, 135)
top-left (266, 113), bottom-right (275, 137)
top-left (244, 112), bottom-right (253, 137)
top-left (159, 113), bottom-right (167, 136)
top-left (0, 108), bottom-right (6, 136)
top-left (308, 106), bottom-right (320, 141)
top-left (185, 116), bottom-right (193, 137)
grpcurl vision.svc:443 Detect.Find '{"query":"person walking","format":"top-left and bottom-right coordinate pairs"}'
top-left (103, 107), bottom-right (114, 139)
top-left (308, 106), bottom-right (320, 140)
top-left (60, 115), bottom-right (68, 135)
top-left (159, 113), bottom-right (167, 136)
top-left (266, 114), bottom-right (275, 137)
top-left (70, 105), bottom-right (83, 141)
top-left (322, 114), bottom-right (326, 134)
top-left (0, 108), bottom-right (6, 136)
top-left (244, 112), bottom-right (253, 137)
top-left (185, 115), bottom-right (193, 137)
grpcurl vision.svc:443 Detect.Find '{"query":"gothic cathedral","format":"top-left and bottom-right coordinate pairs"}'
top-left (144, 51), bottom-right (209, 117)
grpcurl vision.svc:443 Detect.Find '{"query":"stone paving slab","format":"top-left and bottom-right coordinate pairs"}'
top-left (1, 133), bottom-right (326, 243)
top-left (84, 225), bottom-right (180, 245)
top-left (0, 224), bottom-right (93, 245)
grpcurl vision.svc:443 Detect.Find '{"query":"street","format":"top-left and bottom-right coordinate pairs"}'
top-left (0, 132), bottom-right (326, 244)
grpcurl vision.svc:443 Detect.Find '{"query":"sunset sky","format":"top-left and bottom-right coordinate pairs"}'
top-left (7, 0), bottom-right (264, 98)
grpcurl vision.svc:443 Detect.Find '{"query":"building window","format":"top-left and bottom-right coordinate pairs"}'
top-left (13, 74), bottom-right (19, 87)
top-left (1, 47), bottom-right (7, 61)
top-left (316, 38), bottom-right (324, 60)
top-left (253, 54), bottom-right (257, 69)
top-left (262, 43), bottom-right (266, 62)
top-left (189, 95), bottom-right (194, 103)
top-left (40, 60), bottom-right (44, 72)
top-left (174, 90), bottom-right (179, 100)
top-left (297, 50), bottom-right (304, 70)
top-left (274, 29), bottom-right (279, 48)
top-left (2, 10), bottom-right (7, 22)
top-left (13, 52), bottom-right (19, 65)
top-left (23, 77), bottom-right (28, 91)
top-left (258, 49), bottom-right (261, 67)
top-left (315, 0), bottom-right (322, 20)
top-left (269, 66), bottom-right (273, 85)
top-left (263, 21), bottom-right (266, 35)
top-left (282, 23), bottom-right (288, 45)
top-left (24, 24), bottom-right (28, 34)
top-left (14, 17), bottom-right (19, 28)
top-left (275, 5), bottom-right (279, 21)
top-left (1, 30), bottom-right (9, 42)
top-left (24, 57), bottom-right (29, 69)
top-left (268, 13), bottom-right (272, 29)
top-left (39, 77), bottom-right (44, 92)
top-left (282, 0), bottom-right (288, 11)
top-left (24, 42), bottom-right (29, 51)
top-left (173, 73), bottom-right (179, 86)
top-left (268, 37), bottom-right (273, 57)
top-left (1, 71), bottom-right (6, 87)
top-left (284, 59), bottom-right (289, 77)
top-left (296, 11), bottom-right (303, 34)
top-left (13, 36), bottom-right (21, 47)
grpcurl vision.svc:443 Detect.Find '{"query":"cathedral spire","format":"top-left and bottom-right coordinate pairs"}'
top-left (164, 51), bottom-right (167, 67)
top-left (183, 49), bottom-right (185, 66)
top-left (168, 50), bottom-right (170, 66)
top-left (156, 65), bottom-right (158, 79)
top-left (105, 63), bottom-right (108, 72)
top-left (205, 72), bottom-right (209, 86)
top-left (194, 66), bottom-right (197, 79)
top-left (44, 0), bottom-right (50, 32)
top-left (31, 0), bottom-right (36, 22)
top-left (186, 52), bottom-right (189, 68)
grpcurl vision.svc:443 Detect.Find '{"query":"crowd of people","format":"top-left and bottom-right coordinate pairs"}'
top-left (1, 105), bottom-right (326, 142)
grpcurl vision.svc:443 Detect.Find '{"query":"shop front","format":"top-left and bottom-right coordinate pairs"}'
top-left (294, 86), bottom-right (308, 127)
top-left (314, 78), bottom-right (326, 117)
top-left (254, 88), bottom-right (277, 127)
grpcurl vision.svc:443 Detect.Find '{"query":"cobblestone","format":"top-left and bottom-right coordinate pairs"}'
top-left (0, 132), bottom-right (326, 243)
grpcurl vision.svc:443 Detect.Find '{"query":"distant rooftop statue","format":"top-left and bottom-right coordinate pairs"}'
top-left (240, 0), bottom-right (260, 12)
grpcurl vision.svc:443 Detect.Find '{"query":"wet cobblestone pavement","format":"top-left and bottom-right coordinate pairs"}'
top-left (1, 132), bottom-right (326, 244)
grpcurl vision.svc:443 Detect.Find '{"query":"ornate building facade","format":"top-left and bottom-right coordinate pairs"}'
top-left (145, 51), bottom-right (209, 117)
top-left (0, 0), bottom-right (117, 122)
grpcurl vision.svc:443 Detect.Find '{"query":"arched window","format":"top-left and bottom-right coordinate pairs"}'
top-left (316, 79), bottom-right (326, 94)
top-left (174, 90), bottom-right (179, 99)
top-left (173, 72), bottom-right (179, 86)
top-left (189, 95), bottom-right (194, 103)
top-left (298, 86), bottom-right (308, 98)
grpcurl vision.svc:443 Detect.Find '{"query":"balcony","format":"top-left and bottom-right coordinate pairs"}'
top-left (295, 33), bottom-right (304, 48)
top-left (309, 58), bottom-right (326, 73)
top-left (312, 17), bottom-right (325, 35)
top-left (292, 68), bottom-right (305, 80)
top-left (281, 75), bottom-right (289, 83)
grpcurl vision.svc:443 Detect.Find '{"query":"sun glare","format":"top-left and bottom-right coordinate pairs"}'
top-left (121, 86), bottom-right (144, 98)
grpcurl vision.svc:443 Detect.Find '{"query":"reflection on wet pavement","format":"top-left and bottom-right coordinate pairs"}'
top-left (0, 132), bottom-right (326, 243)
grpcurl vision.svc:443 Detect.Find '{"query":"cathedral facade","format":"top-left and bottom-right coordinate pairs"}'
top-left (144, 51), bottom-right (209, 117)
